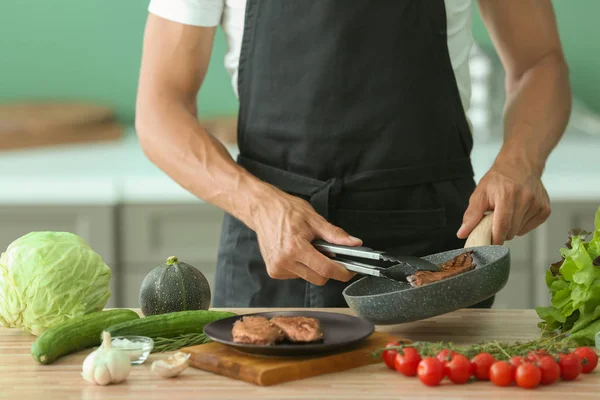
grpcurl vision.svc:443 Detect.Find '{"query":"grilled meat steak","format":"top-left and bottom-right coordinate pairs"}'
top-left (406, 251), bottom-right (476, 287)
top-left (270, 316), bottom-right (324, 343)
top-left (231, 316), bottom-right (284, 345)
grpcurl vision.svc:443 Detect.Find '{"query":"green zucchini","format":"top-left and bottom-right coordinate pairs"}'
top-left (31, 309), bottom-right (140, 365)
top-left (105, 310), bottom-right (237, 339)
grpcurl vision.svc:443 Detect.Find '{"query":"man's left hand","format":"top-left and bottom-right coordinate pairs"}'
top-left (456, 161), bottom-right (551, 245)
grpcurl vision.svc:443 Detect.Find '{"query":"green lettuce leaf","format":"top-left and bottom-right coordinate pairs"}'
top-left (559, 236), bottom-right (598, 285)
top-left (564, 310), bottom-right (581, 332)
top-left (550, 277), bottom-right (568, 293)
top-left (571, 284), bottom-right (593, 309)
top-left (571, 303), bottom-right (600, 333)
top-left (536, 207), bottom-right (600, 337)
top-left (535, 305), bottom-right (566, 326)
top-left (587, 207), bottom-right (600, 261)
top-left (569, 318), bottom-right (600, 346)
top-left (552, 287), bottom-right (572, 309)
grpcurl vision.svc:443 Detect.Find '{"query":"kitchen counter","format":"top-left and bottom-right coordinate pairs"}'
top-left (0, 128), bottom-right (599, 205)
top-left (1, 308), bottom-right (598, 400)
top-left (0, 128), bottom-right (239, 205)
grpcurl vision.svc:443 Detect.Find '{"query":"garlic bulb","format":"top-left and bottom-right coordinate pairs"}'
top-left (82, 331), bottom-right (131, 385)
top-left (151, 352), bottom-right (190, 378)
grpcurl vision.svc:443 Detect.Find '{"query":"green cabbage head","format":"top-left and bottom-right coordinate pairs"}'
top-left (0, 232), bottom-right (111, 335)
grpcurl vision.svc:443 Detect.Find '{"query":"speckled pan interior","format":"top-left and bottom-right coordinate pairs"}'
top-left (342, 245), bottom-right (510, 325)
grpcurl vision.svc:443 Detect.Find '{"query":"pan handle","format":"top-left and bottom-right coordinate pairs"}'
top-left (464, 212), bottom-right (494, 248)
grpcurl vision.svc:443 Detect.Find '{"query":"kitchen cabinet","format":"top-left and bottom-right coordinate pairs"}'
top-left (0, 205), bottom-right (118, 308)
top-left (118, 203), bottom-right (224, 308)
top-left (492, 232), bottom-right (533, 309)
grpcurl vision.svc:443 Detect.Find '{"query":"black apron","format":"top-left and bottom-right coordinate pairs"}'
top-left (213, 0), bottom-right (494, 309)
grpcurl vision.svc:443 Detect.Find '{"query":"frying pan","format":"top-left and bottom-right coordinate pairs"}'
top-left (325, 213), bottom-right (510, 325)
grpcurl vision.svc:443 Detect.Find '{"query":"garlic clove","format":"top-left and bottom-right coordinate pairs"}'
top-left (81, 351), bottom-right (97, 384)
top-left (107, 350), bottom-right (131, 382)
top-left (151, 352), bottom-right (191, 378)
top-left (94, 364), bottom-right (112, 386)
top-left (171, 352), bottom-right (191, 364)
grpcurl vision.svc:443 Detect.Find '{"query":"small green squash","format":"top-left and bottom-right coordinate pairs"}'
top-left (139, 256), bottom-right (211, 316)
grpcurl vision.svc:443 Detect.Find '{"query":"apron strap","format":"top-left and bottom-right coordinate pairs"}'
top-left (238, 155), bottom-right (342, 219)
top-left (238, 154), bottom-right (474, 219)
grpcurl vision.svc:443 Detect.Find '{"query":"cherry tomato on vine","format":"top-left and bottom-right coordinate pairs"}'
top-left (515, 363), bottom-right (542, 389)
top-left (470, 352), bottom-right (495, 381)
top-left (417, 357), bottom-right (445, 387)
top-left (537, 355), bottom-right (560, 385)
top-left (394, 347), bottom-right (422, 377)
top-left (382, 342), bottom-right (400, 370)
top-left (573, 347), bottom-right (598, 374)
top-left (525, 350), bottom-right (550, 362)
top-left (436, 349), bottom-right (457, 364)
top-left (509, 355), bottom-right (524, 369)
top-left (489, 361), bottom-right (514, 387)
top-left (558, 352), bottom-right (582, 381)
top-left (444, 354), bottom-right (473, 384)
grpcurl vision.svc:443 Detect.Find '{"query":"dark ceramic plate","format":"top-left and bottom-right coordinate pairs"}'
top-left (203, 310), bottom-right (375, 357)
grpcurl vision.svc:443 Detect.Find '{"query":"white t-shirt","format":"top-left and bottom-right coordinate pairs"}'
top-left (148, 0), bottom-right (474, 114)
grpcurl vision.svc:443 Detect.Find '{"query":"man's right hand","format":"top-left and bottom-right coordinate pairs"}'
top-left (249, 186), bottom-right (363, 286)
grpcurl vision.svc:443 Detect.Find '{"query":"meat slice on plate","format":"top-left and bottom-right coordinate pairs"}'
top-left (270, 316), bottom-right (324, 343)
top-left (406, 251), bottom-right (476, 287)
top-left (231, 316), bottom-right (284, 345)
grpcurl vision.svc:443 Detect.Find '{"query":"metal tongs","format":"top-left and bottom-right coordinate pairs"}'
top-left (313, 240), bottom-right (440, 282)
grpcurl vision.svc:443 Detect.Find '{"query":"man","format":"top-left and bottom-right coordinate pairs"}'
top-left (136, 0), bottom-right (571, 308)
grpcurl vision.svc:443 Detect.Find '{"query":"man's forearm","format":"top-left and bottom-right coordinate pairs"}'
top-left (494, 52), bottom-right (571, 177)
top-left (136, 101), bottom-right (271, 230)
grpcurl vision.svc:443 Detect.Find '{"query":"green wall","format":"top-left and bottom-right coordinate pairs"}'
top-left (0, 0), bottom-right (237, 123)
top-left (472, 1), bottom-right (600, 114)
top-left (1, 0), bottom-right (598, 124)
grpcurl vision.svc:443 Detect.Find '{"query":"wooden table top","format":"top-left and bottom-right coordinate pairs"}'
top-left (1, 308), bottom-right (598, 400)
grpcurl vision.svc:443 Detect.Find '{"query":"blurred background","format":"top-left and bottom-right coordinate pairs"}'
top-left (0, 0), bottom-right (599, 309)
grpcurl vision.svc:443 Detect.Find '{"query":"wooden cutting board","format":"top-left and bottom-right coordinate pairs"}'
top-left (0, 102), bottom-right (115, 132)
top-left (181, 331), bottom-right (401, 386)
top-left (0, 102), bottom-right (122, 151)
top-left (0, 119), bottom-right (123, 151)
